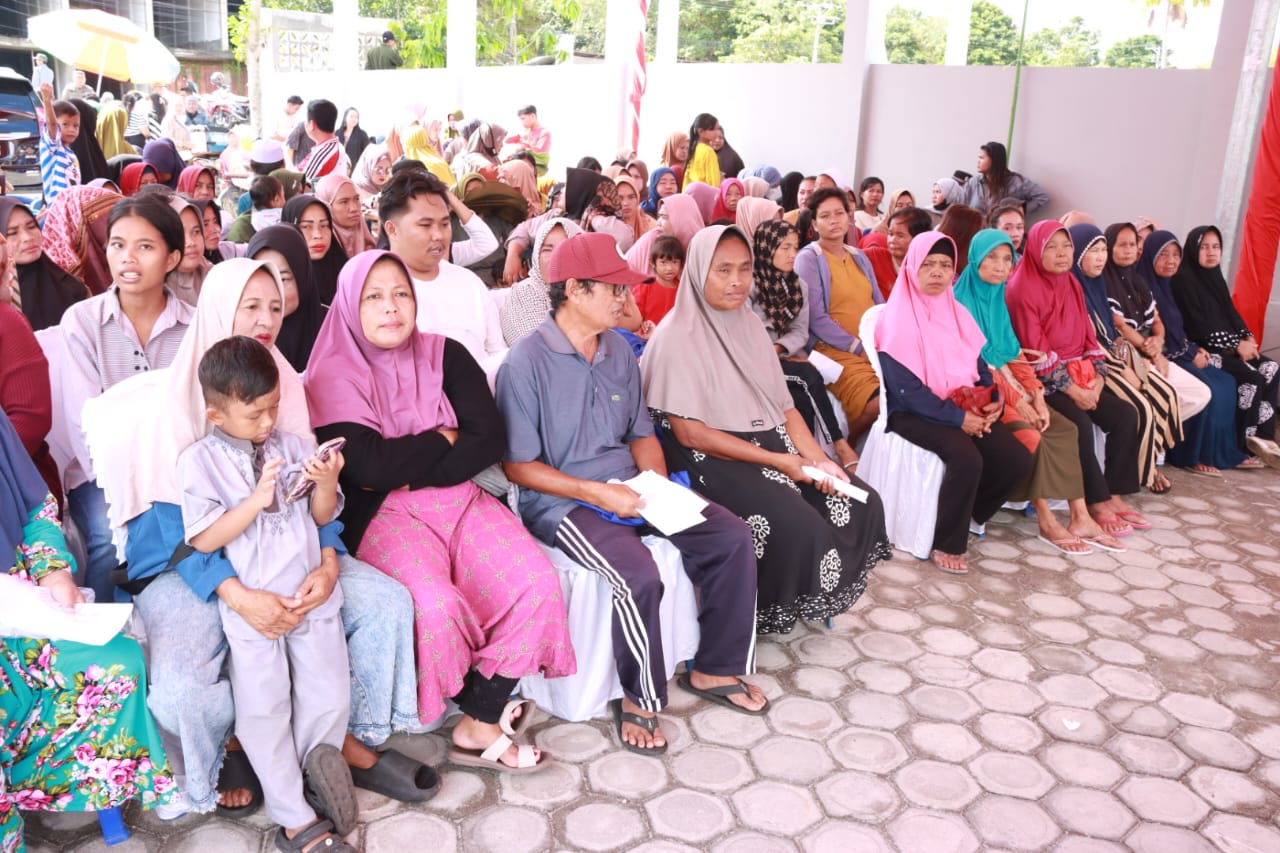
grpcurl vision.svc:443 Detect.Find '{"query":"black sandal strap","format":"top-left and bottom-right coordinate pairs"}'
top-left (275, 819), bottom-right (335, 852)
top-left (618, 710), bottom-right (660, 733)
top-left (691, 680), bottom-right (752, 699)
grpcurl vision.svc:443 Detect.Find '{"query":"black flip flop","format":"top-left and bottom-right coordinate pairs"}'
top-left (676, 674), bottom-right (770, 716)
top-left (610, 698), bottom-right (667, 756)
top-left (274, 818), bottom-right (356, 852)
top-left (302, 744), bottom-right (358, 838)
top-left (214, 747), bottom-right (263, 819)
top-left (350, 749), bottom-right (440, 803)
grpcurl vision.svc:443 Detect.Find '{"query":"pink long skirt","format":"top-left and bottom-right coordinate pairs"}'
top-left (357, 481), bottom-right (576, 722)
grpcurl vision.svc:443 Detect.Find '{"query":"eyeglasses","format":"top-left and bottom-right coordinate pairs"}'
top-left (584, 281), bottom-right (629, 298)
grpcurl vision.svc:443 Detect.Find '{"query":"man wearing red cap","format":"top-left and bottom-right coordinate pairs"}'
top-left (496, 233), bottom-right (768, 757)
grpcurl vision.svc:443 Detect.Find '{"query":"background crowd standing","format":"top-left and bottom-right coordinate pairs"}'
top-left (3, 66), bottom-right (1280, 853)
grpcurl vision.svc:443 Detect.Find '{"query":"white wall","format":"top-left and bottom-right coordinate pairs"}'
top-left (857, 64), bottom-right (1228, 237)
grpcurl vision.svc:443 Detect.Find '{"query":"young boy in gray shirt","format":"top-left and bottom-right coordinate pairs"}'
top-left (177, 336), bottom-right (356, 852)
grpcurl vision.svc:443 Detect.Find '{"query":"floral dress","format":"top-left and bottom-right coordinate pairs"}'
top-left (2, 495), bottom-right (174, 853)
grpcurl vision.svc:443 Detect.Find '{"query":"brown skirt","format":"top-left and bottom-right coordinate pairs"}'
top-left (1006, 409), bottom-right (1086, 502)
top-left (816, 344), bottom-right (880, 422)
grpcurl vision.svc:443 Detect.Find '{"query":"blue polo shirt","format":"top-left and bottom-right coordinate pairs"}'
top-left (496, 316), bottom-right (655, 543)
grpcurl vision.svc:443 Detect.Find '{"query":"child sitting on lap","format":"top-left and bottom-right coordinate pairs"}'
top-left (177, 335), bottom-right (356, 853)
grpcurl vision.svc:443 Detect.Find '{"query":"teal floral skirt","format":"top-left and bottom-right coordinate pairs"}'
top-left (1, 632), bottom-right (174, 853)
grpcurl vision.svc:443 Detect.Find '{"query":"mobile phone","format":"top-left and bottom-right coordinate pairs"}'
top-left (284, 437), bottom-right (347, 504)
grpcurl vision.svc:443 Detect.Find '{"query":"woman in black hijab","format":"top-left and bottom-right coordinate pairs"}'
top-left (778, 171), bottom-right (803, 212)
top-left (246, 223), bottom-right (325, 372)
top-left (69, 99), bottom-right (111, 183)
top-left (713, 126), bottom-right (745, 182)
top-left (0, 198), bottom-right (88, 331)
top-left (1173, 225), bottom-right (1280, 464)
top-left (281, 194), bottom-right (348, 306)
top-left (337, 108), bottom-right (371, 170)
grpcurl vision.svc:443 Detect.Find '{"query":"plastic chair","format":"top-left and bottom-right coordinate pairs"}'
top-left (855, 305), bottom-right (947, 560)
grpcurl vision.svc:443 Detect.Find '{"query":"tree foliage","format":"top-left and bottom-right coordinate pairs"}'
top-left (883, 6), bottom-right (944, 65)
top-left (1104, 34), bottom-right (1166, 68)
top-left (966, 0), bottom-right (1018, 66)
top-left (724, 0), bottom-right (843, 64)
top-left (1023, 16), bottom-right (1099, 67)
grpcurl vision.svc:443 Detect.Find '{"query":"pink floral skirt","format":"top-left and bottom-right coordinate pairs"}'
top-left (357, 481), bottom-right (575, 722)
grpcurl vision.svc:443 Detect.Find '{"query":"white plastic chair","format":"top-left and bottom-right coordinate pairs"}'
top-left (856, 304), bottom-right (946, 560)
top-left (509, 488), bottom-right (701, 721)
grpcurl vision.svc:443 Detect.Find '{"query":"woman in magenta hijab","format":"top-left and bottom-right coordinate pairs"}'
top-left (875, 232), bottom-right (1032, 574)
top-left (304, 250), bottom-right (574, 774)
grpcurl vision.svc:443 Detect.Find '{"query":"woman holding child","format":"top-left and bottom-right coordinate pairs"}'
top-left (82, 256), bottom-right (429, 832)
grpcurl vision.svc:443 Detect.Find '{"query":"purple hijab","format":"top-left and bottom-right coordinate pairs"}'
top-left (304, 250), bottom-right (458, 437)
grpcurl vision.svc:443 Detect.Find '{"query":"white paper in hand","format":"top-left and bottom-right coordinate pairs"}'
top-left (807, 350), bottom-right (845, 384)
top-left (802, 465), bottom-right (869, 503)
top-left (616, 469), bottom-right (709, 535)
top-left (0, 574), bottom-right (133, 646)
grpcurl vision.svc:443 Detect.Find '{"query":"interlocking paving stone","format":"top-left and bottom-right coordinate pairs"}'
top-left (26, 470), bottom-right (1280, 852)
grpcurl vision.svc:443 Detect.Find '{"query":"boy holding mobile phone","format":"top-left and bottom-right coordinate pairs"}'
top-left (176, 335), bottom-right (357, 852)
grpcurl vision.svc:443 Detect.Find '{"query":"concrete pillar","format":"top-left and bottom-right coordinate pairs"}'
top-left (604, 0), bottom-right (635, 154)
top-left (945, 0), bottom-right (973, 66)
top-left (448, 0), bottom-right (478, 70)
top-left (844, 0), bottom-right (871, 180)
top-left (655, 0), bottom-right (678, 65)
top-left (332, 0), bottom-right (359, 72)
top-left (1214, 0), bottom-right (1280, 278)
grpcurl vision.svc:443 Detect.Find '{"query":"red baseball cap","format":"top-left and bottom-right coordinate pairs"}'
top-left (547, 233), bottom-right (655, 287)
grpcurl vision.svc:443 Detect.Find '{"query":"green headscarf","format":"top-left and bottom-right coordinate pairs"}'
top-left (952, 228), bottom-right (1021, 368)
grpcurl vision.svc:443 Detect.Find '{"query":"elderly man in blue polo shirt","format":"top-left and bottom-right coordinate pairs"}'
top-left (496, 233), bottom-right (767, 756)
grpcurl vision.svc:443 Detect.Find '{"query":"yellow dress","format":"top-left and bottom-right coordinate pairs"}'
top-left (814, 250), bottom-right (881, 421)
top-left (682, 144), bottom-right (721, 189)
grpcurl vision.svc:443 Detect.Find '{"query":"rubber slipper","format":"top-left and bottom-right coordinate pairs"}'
top-left (609, 698), bottom-right (668, 756)
top-left (1080, 534), bottom-right (1127, 553)
top-left (214, 747), bottom-right (263, 819)
top-left (350, 749), bottom-right (440, 803)
top-left (303, 744), bottom-right (357, 838)
top-left (929, 550), bottom-right (969, 575)
top-left (1238, 457), bottom-right (1267, 470)
top-left (676, 674), bottom-right (770, 716)
top-left (274, 818), bottom-right (355, 852)
top-left (1115, 510), bottom-right (1152, 530)
top-left (1185, 464), bottom-right (1223, 478)
top-left (1036, 535), bottom-right (1093, 556)
top-left (448, 733), bottom-right (550, 774)
top-left (1093, 515), bottom-right (1134, 537)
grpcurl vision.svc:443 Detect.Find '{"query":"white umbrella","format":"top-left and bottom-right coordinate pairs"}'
top-left (27, 9), bottom-right (180, 92)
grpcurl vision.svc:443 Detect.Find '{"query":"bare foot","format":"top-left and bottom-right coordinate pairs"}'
top-left (341, 734), bottom-right (378, 771)
top-left (1038, 518), bottom-right (1090, 554)
top-left (688, 670), bottom-right (767, 713)
top-left (451, 714), bottom-right (541, 769)
top-left (618, 698), bottom-right (666, 751)
top-left (218, 737), bottom-right (253, 809)
top-left (931, 550), bottom-right (968, 574)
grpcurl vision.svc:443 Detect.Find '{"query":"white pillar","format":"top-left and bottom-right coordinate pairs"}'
top-left (843, 0), bottom-right (871, 181)
top-left (864, 0), bottom-right (888, 64)
top-left (655, 0), bottom-right (678, 65)
top-left (332, 0), bottom-right (359, 71)
top-left (604, 0), bottom-right (634, 154)
top-left (448, 0), bottom-right (478, 70)
top-left (944, 0), bottom-right (972, 66)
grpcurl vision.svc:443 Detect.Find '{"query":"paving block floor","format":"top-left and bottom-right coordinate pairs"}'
top-left (23, 466), bottom-right (1280, 852)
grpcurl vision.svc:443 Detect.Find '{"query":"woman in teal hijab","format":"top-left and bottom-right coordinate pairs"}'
top-left (954, 229), bottom-right (1124, 556)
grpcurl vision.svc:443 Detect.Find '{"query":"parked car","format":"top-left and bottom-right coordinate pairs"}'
top-left (0, 67), bottom-right (43, 206)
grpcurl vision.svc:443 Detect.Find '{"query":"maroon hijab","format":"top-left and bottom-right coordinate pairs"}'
top-left (1006, 220), bottom-right (1103, 367)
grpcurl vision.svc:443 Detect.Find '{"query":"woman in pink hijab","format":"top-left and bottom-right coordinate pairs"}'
top-left (304, 250), bottom-right (574, 774)
top-left (683, 181), bottom-right (717, 223)
top-left (625, 193), bottom-right (704, 275)
top-left (315, 173), bottom-right (376, 259)
top-left (875, 232), bottom-right (1032, 574)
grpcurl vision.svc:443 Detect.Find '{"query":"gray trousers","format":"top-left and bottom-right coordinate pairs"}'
top-left (228, 613), bottom-right (350, 829)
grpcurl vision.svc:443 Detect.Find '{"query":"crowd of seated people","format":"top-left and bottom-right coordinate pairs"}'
top-left (4, 93), bottom-right (1280, 852)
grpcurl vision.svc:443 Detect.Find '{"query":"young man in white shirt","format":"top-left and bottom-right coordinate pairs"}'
top-left (380, 170), bottom-right (507, 382)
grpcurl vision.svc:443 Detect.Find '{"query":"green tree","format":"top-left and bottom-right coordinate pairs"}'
top-left (1023, 16), bottom-right (1100, 67)
top-left (966, 0), bottom-right (1018, 66)
top-left (884, 5), bottom-right (944, 65)
top-left (678, 0), bottom-right (739, 63)
top-left (724, 0), bottom-right (843, 64)
top-left (570, 0), bottom-right (657, 60)
top-left (1104, 34), bottom-right (1166, 68)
